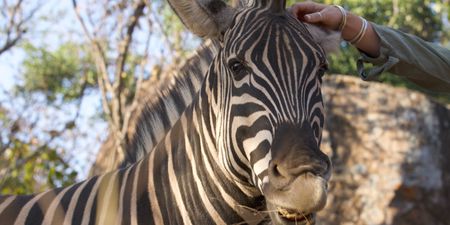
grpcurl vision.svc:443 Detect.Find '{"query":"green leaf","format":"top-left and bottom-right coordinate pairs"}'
top-left (18, 42), bottom-right (98, 103)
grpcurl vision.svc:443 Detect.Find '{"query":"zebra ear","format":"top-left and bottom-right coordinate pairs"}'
top-left (305, 24), bottom-right (341, 55)
top-left (167, 0), bottom-right (236, 39)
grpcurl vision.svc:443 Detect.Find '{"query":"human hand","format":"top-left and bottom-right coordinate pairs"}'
top-left (290, 2), bottom-right (344, 31)
top-left (291, 1), bottom-right (381, 58)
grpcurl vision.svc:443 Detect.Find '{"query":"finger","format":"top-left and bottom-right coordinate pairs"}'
top-left (304, 12), bottom-right (324, 23)
top-left (291, 2), bottom-right (326, 16)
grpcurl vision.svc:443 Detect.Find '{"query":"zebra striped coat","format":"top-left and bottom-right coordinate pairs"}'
top-left (0, 0), bottom-right (340, 224)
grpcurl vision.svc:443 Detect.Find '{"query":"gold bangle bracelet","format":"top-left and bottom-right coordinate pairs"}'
top-left (349, 17), bottom-right (368, 45)
top-left (352, 19), bottom-right (368, 45)
top-left (333, 5), bottom-right (347, 31)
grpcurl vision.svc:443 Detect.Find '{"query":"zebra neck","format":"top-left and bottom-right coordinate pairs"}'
top-left (122, 40), bottom-right (221, 167)
top-left (144, 98), bottom-right (267, 224)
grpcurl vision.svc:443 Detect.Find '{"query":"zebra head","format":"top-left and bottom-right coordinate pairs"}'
top-left (169, 0), bottom-right (338, 223)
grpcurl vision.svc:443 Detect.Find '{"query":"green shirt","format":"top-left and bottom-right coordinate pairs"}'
top-left (357, 23), bottom-right (450, 93)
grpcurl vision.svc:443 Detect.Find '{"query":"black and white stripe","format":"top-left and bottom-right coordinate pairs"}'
top-left (122, 40), bottom-right (220, 166)
top-left (0, 0), bottom-right (338, 224)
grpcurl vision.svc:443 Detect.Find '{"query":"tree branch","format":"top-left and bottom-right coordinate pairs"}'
top-left (0, 33), bottom-right (22, 55)
top-left (72, 0), bottom-right (148, 156)
top-left (120, 17), bottom-right (152, 138)
top-left (72, 0), bottom-right (114, 123)
top-left (0, 0), bottom-right (41, 55)
top-left (112, 0), bottom-right (146, 141)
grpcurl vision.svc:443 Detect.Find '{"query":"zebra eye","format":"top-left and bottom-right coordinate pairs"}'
top-left (228, 59), bottom-right (247, 78)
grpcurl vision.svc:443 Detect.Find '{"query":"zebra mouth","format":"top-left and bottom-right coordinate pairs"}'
top-left (277, 207), bottom-right (315, 224)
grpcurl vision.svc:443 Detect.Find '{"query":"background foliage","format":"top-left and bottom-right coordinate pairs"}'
top-left (20, 42), bottom-right (98, 103)
top-left (0, 0), bottom-right (449, 194)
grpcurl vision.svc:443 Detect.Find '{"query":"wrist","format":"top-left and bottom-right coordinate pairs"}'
top-left (342, 14), bottom-right (381, 57)
top-left (341, 12), bottom-right (364, 41)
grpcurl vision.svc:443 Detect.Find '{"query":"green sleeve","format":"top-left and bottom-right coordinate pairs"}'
top-left (357, 23), bottom-right (450, 93)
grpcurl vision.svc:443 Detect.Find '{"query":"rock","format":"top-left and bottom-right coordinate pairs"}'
top-left (318, 75), bottom-right (450, 225)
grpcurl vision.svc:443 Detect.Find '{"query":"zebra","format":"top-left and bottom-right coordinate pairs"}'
top-left (0, 0), bottom-right (340, 224)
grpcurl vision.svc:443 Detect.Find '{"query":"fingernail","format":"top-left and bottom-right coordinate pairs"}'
top-left (304, 15), bottom-right (311, 21)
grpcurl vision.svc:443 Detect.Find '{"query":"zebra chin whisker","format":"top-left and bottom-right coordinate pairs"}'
top-left (235, 204), bottom-right (272, 214)
top-left (232, 217), bottom-right (272, 225)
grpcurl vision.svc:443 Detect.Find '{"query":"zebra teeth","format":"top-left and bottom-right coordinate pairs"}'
top-left (277, 207), bottom-right (313, 222)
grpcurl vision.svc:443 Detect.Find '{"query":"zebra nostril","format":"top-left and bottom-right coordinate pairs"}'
top-left (271, 163), bottom-right (290, 178)
top-left (273, 165), bottom-right (281, 177)
top-left (269, 163), bottom-right (294, 190)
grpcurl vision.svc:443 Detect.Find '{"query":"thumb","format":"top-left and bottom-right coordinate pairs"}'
top-left (304, 12), bottom-right (324, 23)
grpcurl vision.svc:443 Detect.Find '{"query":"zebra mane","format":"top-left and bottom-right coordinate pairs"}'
top-left (120, 40), bottom-right (220, 167)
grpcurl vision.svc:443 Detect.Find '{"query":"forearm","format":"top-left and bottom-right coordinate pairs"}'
top-left (359, 23), bottom-right (450, 92)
